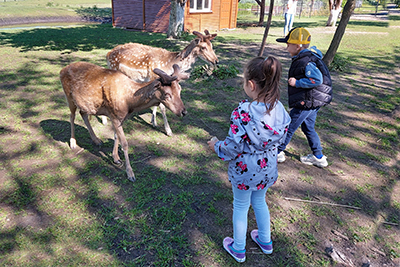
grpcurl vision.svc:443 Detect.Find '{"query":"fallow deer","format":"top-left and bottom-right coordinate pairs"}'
top-left (106, 30), bottom-right (218, 136)
top-left (60, 62), bottom-right (188, 182)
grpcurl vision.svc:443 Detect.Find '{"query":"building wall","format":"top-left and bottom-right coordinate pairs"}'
top-left (184, 1), bottom-right (219, 32)
top-left (112, 0), bottom-right (170, 32)
top-left (112, 0), bottom-right (237, 33)
top-left (184, 0), bottom-right (237, 32)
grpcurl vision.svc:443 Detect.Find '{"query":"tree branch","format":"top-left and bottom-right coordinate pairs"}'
top-left (284, 197), bottom-right (362, 209)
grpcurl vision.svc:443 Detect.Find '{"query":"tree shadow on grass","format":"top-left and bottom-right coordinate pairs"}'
top-left (0, 24), bottom-right (186, 54)
top-left (347, 20), bottom-right (389, 27)
top-left (40, 119), bottom-right (117, 165)
top-left (1, 24), bottom-right (399, 266)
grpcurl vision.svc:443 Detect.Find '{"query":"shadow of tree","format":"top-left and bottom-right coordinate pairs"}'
top-left (0, 24), bottom-right (399, 266)
top-left (0, 24), bottom-right (190, 53)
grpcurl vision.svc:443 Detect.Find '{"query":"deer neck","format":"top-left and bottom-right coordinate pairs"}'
top-left (177, 45), bottom-right (199, 72)
top-left (127, 81), bottom-right (162, 112)
top-left (179, 53), bottom-right (197, 72)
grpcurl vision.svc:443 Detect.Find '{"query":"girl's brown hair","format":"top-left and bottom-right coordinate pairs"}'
top-left (244, 56), bottom-right (282, 114)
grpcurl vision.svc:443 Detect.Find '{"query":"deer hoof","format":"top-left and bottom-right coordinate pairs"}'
top-left (114, 159), bottom-right (123, 167)
top-left (93, 138), bottom-right (102, 146)
top-left (127, 175), bottom-right (136, 182)
top-left (70, 138), bottom-right (77, 149)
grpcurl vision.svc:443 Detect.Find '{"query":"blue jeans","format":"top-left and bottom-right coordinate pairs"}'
top-left (231, 185), bottom-right (271, 251)
top-left (278, 107), bottom-right (323, 157)
top-left (284, 13), bottom-right (294, 36)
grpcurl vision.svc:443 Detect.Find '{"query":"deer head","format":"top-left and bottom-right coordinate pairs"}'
top-left (152, 64), bottom-right (189, 117)
top-left (181, 30), bottom-right (218, 65)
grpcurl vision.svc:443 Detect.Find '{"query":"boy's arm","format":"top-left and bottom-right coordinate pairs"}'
top-left (293, 62), bottom-right (323, 88)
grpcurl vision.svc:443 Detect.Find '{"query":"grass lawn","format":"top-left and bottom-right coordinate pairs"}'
top-left (0, 0), bottom-right (111, 18)
top-left (0, 2), bottom-right (400, 266)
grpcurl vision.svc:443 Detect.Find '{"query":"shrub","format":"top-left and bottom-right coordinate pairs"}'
top-left (329, 54), bottom-right (350, 72)
top-left (190, 64), bottom-right (239, 80)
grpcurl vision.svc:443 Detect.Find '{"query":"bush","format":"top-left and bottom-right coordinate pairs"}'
top-left (190, 64), bottom-right (239, 80)
top-left (329, 54), bottom-right (350, 72)
top-left (213, 65), bottom-right (239, 79)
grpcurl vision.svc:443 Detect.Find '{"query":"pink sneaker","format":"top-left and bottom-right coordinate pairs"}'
top-left (223, 237), bottom-right (246, 263)
top-left (251, 230), bottom-right (273, 254)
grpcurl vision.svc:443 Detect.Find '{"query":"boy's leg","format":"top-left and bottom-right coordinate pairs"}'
top-left (250, 188), bottom-right (270, 243)
top-left (300, 108), bottom-right (323, 156)
top-left (278, 108), bottom-right (307, 153)
top-left (232, 185), bottom-right (252, 251)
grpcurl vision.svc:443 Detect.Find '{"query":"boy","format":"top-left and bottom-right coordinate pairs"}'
top-left (276, 27), bottom-right (332, 167)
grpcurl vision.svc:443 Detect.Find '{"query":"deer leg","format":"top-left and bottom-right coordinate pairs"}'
top-left (69, 108), bottom-right (77, 149)
top-left (151, 106), bottom-right (158, 128)
top-left (111, 119), bottom-right (135, 182)
top-left (159, 103), bottom-right (172, 136)
top-left (66, 98), bottom-right (78, 149)
top-left (80, 111), bottom-right (102, 146)
top-left (112, 132), bottom-right (122, 165)
top-left (100, 115), bottom-right (108, 125)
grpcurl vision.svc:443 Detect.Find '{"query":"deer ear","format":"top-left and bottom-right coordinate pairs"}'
top-left (154, 80), bottom-right (162, 88)
top-left (181, 39), bottom-right (199, 59)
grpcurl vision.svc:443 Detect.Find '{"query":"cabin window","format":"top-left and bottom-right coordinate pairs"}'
top-left (189, 0), bottom-right (212, 13)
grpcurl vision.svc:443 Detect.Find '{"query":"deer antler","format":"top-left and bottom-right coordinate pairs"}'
top-left (192, 31), bottom-right (205, 41)
top-left (154, 67), bottom-right (178, 84)
top-left (193, 29), bottom-right (217, 42)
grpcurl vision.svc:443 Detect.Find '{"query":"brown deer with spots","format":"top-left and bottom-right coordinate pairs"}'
top-left (106, 30), bottom-right (218, 136)
top-left (61, 62), bottom-right (188, 182)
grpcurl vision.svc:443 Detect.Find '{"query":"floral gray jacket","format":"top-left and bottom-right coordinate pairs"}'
top-left (214, 100), bottom-right (291, 191)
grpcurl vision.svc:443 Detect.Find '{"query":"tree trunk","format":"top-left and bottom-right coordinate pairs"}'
top-left (309, 0), bottom-right (314, 17)
top-left (255, 0), bottom-right (266, 26)
top-left (299, 0), bottom-right (303, 19)
top-left (258, 0), bottom-right (274, 56)
top-left (323, 0), bottom-right (356, 66)
top-left (168, 0), bottom-right (186, 39)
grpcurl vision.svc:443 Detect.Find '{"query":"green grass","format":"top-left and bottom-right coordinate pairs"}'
top-left (1, 1), bottom-right (400, 266)
top-left (1, 0), bottom-right (111, 18)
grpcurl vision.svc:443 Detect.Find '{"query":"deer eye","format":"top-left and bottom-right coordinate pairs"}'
top-left (165, 93), bottom-right (172, 100)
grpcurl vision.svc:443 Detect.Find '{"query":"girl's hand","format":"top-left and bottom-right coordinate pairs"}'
top-left (288, 77), bottom-right (297, 87)
top-left (207, 136), bottom-right (219, 152)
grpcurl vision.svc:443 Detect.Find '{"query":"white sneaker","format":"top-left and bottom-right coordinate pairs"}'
top-left (277, 151), bottom-right (286, 163)
top-left (300, 154), bottom-right (328, 168)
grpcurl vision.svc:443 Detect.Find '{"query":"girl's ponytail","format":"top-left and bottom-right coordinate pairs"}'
top-left (244, 56), bottom-right (282, 114)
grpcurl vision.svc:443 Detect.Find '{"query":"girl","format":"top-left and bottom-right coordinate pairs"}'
top-left (207, 56), bottom-right (291, 263)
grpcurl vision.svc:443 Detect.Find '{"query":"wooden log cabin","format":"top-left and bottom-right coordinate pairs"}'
top-left (111, 0), bottom-right (238, 33)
